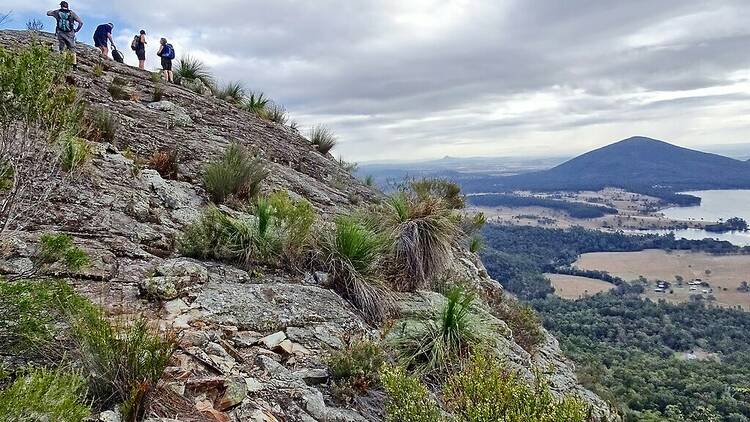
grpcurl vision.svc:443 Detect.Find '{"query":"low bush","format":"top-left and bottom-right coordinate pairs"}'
top-left (261, 102), bottom-right (288, 125)
top-left (364, 175), bottom-right (375, 187)
top-left (267, 191), bottom-right (316, 257)
top-left (379, 192), bottom-right (460, 291)
top-left (443, 354), bottom-right (590, 422)
top-left (243, 92), bottom-right (269, 116)
top-left (92, 63), bottom-right (103, 77)
top-left (469, 235), bottom-right (483, 253)
top-left (148, 149), bottom-right (179, 180)
top-left (318, 215), bottom-right (392, 322)
top-left (82, 108), bottom-right (117, 143)
top-left (490, 297), bottom-right (544, 353)
top-left (174, 56), bottom-right (215, 89)
top-left (152, 84), bottom-right (164, 102)
top-left (0, 367), bottom-right (90, 422)
top-left (392, 286), bottom-right (483, 376)
top-left (381, 366), bottom-right (443, 422)
top-left (107, 82), bottom-right (130, 101)
top-left (202, 142), bottom-right (268, 203)
top-left (309, 125), bottom-right (337, 155)
top-left (328, 338), bottom-right (385, 401)
top-left (36, 232), bottom-right (90, 273)
top-left (58, 134), bottom-right (91, 172)
top-left (0, 279), bottom-right (67, 356)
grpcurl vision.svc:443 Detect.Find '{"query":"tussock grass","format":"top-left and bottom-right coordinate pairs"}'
top-left (443, 354), bottom-right (590, 421)
top-left (148, 149), bottom-right (179, 180)
top-left (469, 235), bottom-right (483, 253)
top-left (364, 175), bottom-right (375, 187)
top-left (37, 233), bottom-right (90, 272)
top-left (381, 366), bottom-right (443, 422)
top-left (380, 192), bottom-right (460, 291)
top-left (107, 82), bottom-right (130, 101)
top-left (216, 81), bottom-right (245, 104)
top-left (202, 143), bottom-right (267, 204)
top-left (58, 134), bottom-right (91, 172)
top-left (92, 63), bottom-right (103, 77)
top-left (243, 92), bottom-right (270, 116)
top-left (310, 125), bottom-right (337, 155)
top-left (174, 55), bottom-right (215, 89)
top-left (82, 109), bottom-right (118, 143)
top-left (0, 279), bottom-right (66, 356)
top-left (411, 178), bottom-right (465, 209)
top-left (490, 297), bottom-right (544, 353)
top-left (318, 215), bottom-right (392, 323)
top-left (392, 286), bottom-right (483, 376)
top-left (0, 367), bottom-right (90, 422)
top-left (261, 102), bottom-right (289, 125)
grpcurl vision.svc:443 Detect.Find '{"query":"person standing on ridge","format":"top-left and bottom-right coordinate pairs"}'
top-left (47, 1), bottom-right (84, 68)
top-left (156, 38), bottom-right (175, 83)
top-left (93, 22), bottom-right (114, 58)
top-left (131, 30), bottom-right (147, 70)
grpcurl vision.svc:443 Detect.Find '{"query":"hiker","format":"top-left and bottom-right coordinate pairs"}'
top-left (157, 38), bottom-right (175, 83)
top-left (93, 22), bottom-right (114, 58)
top-left (46, 1), bottom-right (84, 68)
top-left (131, 30), bottom-right (147, 70)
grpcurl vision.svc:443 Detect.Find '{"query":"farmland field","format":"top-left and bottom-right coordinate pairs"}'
top-left (545, 273), bottom-right (615, 299)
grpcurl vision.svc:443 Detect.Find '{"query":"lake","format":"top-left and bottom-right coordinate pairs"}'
top-left (635, 190), bottom-right (750, 246)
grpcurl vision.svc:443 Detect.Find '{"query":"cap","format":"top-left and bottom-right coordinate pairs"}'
top-left (60, 1), bottom-right (69, 7)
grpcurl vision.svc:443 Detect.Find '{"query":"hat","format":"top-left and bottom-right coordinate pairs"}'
top-left (60, 1), bottom-right (69, 7)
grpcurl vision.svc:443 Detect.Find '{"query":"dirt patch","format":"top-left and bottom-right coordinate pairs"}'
top-left (545, 273), bottom-right (615, 299)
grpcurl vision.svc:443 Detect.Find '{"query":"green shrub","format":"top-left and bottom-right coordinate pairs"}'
top-left (202, 142), bottom-right (268, 203)
top-left (469, 235), bottom-right (483, 253)
top-left (92, 63), bottom-right (103, 77)
top-left (393, 286), bottom-right (483, 375)
top-left (243, 92), bottom-right (269, 116)
top-left (178, 206), bottom-right (254, 262)
top-left (261, 102), bottom-right (288, 125)
top-left (0, 163), bottom-right (14, 191)
top-left (310, 125), bottom-right (337, 155)
top-left (267, 191), bottom-right (316, 256)
top-left (491, 298), bottom-right (544, 353)
top-left (107, 82), bottom-right (130, 100)
top-left (58, 134), bottom-right (91, 172)
top-left (381, 366), bottom-right (443, 422)
top-left (149, 72), bottom-right (162, 83)
top-left (37, 233), bottom-right (90, 272)
top-left (318, 215), bottom-right (392, 322)
top-left (380, 192), bottom-right (460, 291)
top-left (152, 83), bottom-right (164, 102)
top-left (217, 81), bottom-right (245, 104)
top-left (443, 354), bottom-right (589, 422)
top-left (64, 300), bottom-right (176, 421)
top-left (0, 279), bottom-right (67, 356)
top-left (82, 108), bottom-right (117, 143)
top-left (0, 367), bottom-right (90, 422)
top-left (174, 55), bottom-right (215, 89)
top-left (328, 338), bottom-right (385, 401)
top-left (364, 175), bottom-right (375, 187)
top-left (411, 178), bottom-right (465, 209)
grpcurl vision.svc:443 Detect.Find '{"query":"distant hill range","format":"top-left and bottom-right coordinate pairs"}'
top-left (499, 137), bottom-right (750, 194)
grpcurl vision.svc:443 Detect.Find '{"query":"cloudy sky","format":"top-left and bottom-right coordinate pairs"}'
top-left (4, 1), bottom-right (750, 161)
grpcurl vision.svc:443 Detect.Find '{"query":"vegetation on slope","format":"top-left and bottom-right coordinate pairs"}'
top-left (467, 193), bottom-right (618, 219)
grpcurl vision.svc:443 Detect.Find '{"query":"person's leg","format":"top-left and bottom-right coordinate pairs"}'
top-left (103, 46), bottom-right (110, 58)
top-left (168, 70), bottom-right (174, 83)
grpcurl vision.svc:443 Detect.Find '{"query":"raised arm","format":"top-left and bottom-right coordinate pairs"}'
top-left (46, 10), bottom-right (56, 17)
top-left (71, 11), bottom-right (83, 32)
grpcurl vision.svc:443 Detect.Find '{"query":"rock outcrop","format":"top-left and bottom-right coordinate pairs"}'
top-left (0, 30), bottom-right (614, 421)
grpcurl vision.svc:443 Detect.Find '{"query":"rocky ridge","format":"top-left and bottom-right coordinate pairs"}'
top-left (0, 30), bottom-right (613, 421)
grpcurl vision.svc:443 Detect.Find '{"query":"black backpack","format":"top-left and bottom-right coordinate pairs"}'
top-left (112, 48), bottom-right (124, 63)
top-left (131, 36), bottom-right (139, 51)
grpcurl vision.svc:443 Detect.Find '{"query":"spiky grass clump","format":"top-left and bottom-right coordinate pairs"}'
top-left (174, 55), bottom-right (215, 89)
top-left (309, 125), bottom-right (337, 155)
top-left (261, 102), bottom-right (288, 125)
top-left (37, 233), bottom-right (91, 272)
top-left (267, 191), bottom-right (316, 257)
top-left (58, 134), bottom-right (91, 172)
top-left (490, 297), bottom-right (544, 353)
top-left (469, 235), bottom-right (484, 253)
top-left (92, 63), bottom-right (104, 77)
top-left (107, 82), bottom-right (130, 101)
top-left (0, 279), bottom-right (66, 356)
top-left (82, 108), bottom-right (118, 143)
top-left (0, 367), bottom-right (90, 422)
top-left (393, 286), bottom-right (483, 376)
top-left (216, 81), bottom-right (245, 104)
top-left (380, 192), bottom-right (460, 291)
top-left (148, 149), bottom-right (179, 180)
top-left (381, 366), bottom-right (443, 422)
top-left (177, 206), bottom-right (255, 262)
top-left (202, 143), bottom-right (268, 204)
top-left (364, 175), bottom-right (375, 187)
top-left (328, 338), bottom-right (386, 401)
top-left (411, 178), bottom-right (465, 209)
top-left (243, 92), bottom-right (270, 116)
top-left (443, 354), bottom-right (590, 421)
top-left (318, 215), bottom-right (392, 323)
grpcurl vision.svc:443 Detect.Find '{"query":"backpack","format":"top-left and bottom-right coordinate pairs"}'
top-left (162, 44), bottom-right (175, 60)
top-left (131, 36), bottom-right (139, 51)
top-left (112, 48), bottom-right (124, 63)
top-left (56, 9), bottom-right (74, 32)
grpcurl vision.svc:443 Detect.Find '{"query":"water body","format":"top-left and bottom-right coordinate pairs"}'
top-left (635, 190), bottom-right (750, 246)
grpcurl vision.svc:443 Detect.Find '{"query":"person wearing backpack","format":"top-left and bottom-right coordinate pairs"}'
top-left (47, 1), bottom-right (84, 68)
top-left (131, 30), bottom-right (147, 70)
top-left (157, 38), bottom-right (175, 83)
top-left (93, 22), bottom-right (114, 58)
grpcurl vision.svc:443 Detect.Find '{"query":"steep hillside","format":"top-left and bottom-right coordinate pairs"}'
top-left (0, 31), bottom-right (613, 421)
top-left (501, 136), bottom-right (750, 191)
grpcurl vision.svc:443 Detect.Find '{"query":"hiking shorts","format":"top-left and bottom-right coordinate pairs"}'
top-left (136, 47), bottom-right (146, 61)
top-left (57, 31), bottom-right (76, 52)
top-left (161, 57), bottom-right (172, 71)
top-left (93, 35), bottom-right (108, 48)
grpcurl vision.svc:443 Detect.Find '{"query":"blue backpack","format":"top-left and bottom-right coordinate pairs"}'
top-left (162, 44), bottom-right (175, 60)
top-left (57, 9), bottom-right (74, 32)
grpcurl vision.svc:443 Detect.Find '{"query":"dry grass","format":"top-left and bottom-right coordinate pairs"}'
top-left (546, 273), bottom-right (615, 299)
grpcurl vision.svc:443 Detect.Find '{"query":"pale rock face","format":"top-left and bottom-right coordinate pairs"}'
top-left (0, 30), bottom-right (615, 422)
